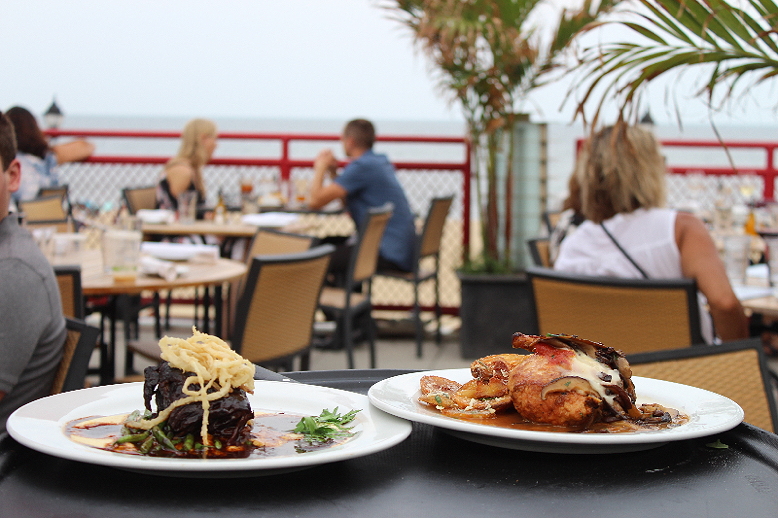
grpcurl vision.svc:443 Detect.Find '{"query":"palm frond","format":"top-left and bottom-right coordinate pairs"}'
top-left (571, 0), bottom-right (778, 124)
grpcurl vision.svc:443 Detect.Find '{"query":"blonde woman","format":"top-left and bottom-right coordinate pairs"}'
top-left (156, 118), bottom-right (218, 214)
top-left (554, 122), bottom-right (748, 343)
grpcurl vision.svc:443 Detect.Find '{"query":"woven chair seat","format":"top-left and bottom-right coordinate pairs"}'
top-left (319, 287), bottom-right (369, 309)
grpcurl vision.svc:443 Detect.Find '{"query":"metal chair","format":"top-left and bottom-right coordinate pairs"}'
top-left (231, 245), bottom-right (334, 371)
top-left (526, 266), bottom-right (706, 354)
top-left (376, 195), bottom-right (453, 358)
top-left (628, 339), bottom-right (778, 433)
top-left (122, 186), bottom-right (157, 214)
top-left (526, 237), bottom-right (552, 268)
top-left (244, 228), bottom-right (317, 261)
top-left (50, 317), bottom-right (100, 394)
top-left (54, 265), bottom-right (84, 319)
top-left (319, 203), bottom-right (393, 369)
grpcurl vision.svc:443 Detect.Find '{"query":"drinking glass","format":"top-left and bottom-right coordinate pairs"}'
top-left (50, 233), bottom-right (87, 266)
top-left (102, 229), bottom-right (142, 283)
top-left (722, 234), bottom-right (751, 286)
top-left (177, 191), bottom-right (197, 224)
top-left (765, 237), bottom-right (778, 287)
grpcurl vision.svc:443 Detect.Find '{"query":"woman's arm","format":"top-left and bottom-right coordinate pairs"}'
top-left (676, 211), bottom-right (749, 341)
top-left (52, 140), bottom-right (94, 164)
top-left (164, 162), bottom-right (196, 199)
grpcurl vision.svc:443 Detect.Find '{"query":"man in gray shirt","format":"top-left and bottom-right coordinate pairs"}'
top-left (0, 110), bottom-right (66, 435)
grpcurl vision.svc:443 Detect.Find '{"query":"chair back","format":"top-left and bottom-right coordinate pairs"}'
top-left (527, 238), bottom-right (552, 267)
top-left (527, 266), bottom-right (705, 353)
top-left (50, 317), bottom-right (100, 394)
top-left (628, 339), bottom-right (778, 433)
top-left (350, 203), bottom-right (393, 284)
top-left (122, 186), bottom-right (157, 214)
top-left (231, 245), bottom-right (334, 367)
top-left (543, 210), bottom-right (562, 234)
top-left (37, 185), bottom-right (70, 215)
top-left (18, 195), bottom-right (69, 222)
top-left (245, 229), bottom-right (316, 261)
top-left (417, 195), bottom-right (454, 260)
top-left (54, 265), bottom-right (84, 319)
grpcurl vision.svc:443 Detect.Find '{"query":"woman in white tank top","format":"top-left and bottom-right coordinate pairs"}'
top-left (554, 123), bottom-right (748, 343)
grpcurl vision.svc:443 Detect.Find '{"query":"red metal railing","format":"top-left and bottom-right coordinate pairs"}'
top-left (47, 128), bottom-right (471, 316)
top-left (48, 128), bottom-right (472, 251)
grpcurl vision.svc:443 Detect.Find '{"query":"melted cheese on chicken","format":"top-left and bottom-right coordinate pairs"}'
top-left (567, 350), bottom-right (622, 407)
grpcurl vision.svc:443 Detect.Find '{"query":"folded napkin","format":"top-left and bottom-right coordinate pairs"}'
top-left (136, 209), bottom-right (175, 224)
top-left (139, 256), bottom-right (179, 282)
top-left (140, 242), bottom-right (220, 264)
top-left (241, 212), bottom-right (300, 228)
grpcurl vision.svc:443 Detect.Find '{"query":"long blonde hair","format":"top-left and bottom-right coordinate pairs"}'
top-left (168, 118), bottom-right (217, 196)
top-left (575, 122), bottom-right (667, 223)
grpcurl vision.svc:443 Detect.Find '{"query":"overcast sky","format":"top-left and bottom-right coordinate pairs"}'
top-left (4, 0), bottom-right (778, 128)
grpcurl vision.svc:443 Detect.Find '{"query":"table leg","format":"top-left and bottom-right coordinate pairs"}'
top-left (99, 296), bottom-right (117, 386)
top-left (202, 286), bottom-right (211, 334)
top-left (215, 284), bottom-right (224, 337)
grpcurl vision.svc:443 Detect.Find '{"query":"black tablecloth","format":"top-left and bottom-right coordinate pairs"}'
top-left (2, 369), bottom-right (778, 517)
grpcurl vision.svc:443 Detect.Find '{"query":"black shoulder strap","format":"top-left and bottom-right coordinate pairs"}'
top-left (600, 223), bottom-right (650, 279)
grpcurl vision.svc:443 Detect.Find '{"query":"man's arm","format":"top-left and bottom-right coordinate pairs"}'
top-left (308, 149), bottom-right (347, 209)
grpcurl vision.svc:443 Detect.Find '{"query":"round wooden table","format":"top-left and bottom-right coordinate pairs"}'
top-left (70, 249), bottom-right (247, 384)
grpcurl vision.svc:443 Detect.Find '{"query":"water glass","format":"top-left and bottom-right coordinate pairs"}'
top-left (765, 237), bottom-right (778, 287)
top-left (102, 229), bottom-right (142, 283)
top-left (722, 234), bottom-right (751, 286)
top-left (177, 191), bottom-right (197, 224)
top-left (50, 233), bottom-right (87, 266)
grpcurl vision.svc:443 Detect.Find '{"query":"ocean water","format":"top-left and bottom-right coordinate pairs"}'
top-left (58, 114), bottom-right (778, 211)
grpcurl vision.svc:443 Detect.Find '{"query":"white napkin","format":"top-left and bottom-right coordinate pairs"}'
top-left (140, 256), bottom-right (179, 281)
top-left (241, 212), bottom-right (299, 228)
top-left (136, 209), bottom-right (175, 224)
top-left (140, 242), bottom-right (220, 263)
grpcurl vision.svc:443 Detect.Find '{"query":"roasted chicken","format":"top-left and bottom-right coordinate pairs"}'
top-left (419, 333), bottom-right (674, 430)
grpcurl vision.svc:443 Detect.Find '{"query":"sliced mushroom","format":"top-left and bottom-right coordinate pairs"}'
top-left (603, 384), bottom-right (642, 419)
top-left (540, 376), bottom-right (601, 401)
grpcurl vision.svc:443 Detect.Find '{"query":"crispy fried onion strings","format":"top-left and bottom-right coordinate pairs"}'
top-left (125, 328), bottom-right (255, 446)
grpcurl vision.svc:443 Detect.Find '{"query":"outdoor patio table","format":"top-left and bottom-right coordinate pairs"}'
top-left (77, 249), bottom-right (247, 384)
top-left (1, 369), bottom-right (777, 518)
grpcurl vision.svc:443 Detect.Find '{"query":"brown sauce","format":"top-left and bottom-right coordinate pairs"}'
top-left (421, 403), bottom-right (689, 434)
top-left (65, 411), bottom-right (351, 459)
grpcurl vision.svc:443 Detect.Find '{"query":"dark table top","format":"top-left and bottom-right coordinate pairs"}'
top-left (2, 369), bottom-right (778, 518)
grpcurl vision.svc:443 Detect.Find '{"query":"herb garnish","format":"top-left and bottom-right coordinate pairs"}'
top-left (293, 407), bottom-right (360, 443)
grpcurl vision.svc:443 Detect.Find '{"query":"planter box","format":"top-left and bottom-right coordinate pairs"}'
top-left (458, 272), bottom-right (539, 359)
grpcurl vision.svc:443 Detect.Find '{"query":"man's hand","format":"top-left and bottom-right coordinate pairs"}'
top-left (314, 149), bottom-right (338, 178)
top-left (309, 149), bottom-right (346, 209)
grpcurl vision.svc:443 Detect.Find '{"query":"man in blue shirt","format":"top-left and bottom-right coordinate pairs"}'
top-left (309, 119), bottom-right (416, 277)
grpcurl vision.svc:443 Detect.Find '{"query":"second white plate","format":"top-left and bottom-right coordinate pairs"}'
top-left (368, 369), bottom-right (743, 454)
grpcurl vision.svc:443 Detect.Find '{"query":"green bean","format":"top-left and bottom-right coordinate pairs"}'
top-left (213, 439), bottom-right (222, 450)
top-left (151, 426), bottom-right (177, 450)
top-left (114, 432), bottom-right (149, 444)
top-left (183, 434), bottom-right (195, 451)
top-left (139, 435), bottom-right (154, 454)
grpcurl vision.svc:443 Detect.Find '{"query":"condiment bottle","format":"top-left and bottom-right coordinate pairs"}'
top-left (214, 189), bottom-right (226, 225)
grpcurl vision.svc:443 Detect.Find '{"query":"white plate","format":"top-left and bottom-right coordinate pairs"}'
top-left (7, 382), bottom-right (411, 477)
top-left (368, 369), bottom-right (744, 454)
